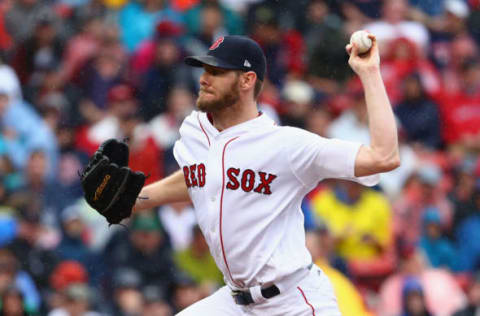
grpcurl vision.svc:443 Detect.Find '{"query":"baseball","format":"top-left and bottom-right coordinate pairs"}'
top-left (350, 30), bottom-right (372, 54)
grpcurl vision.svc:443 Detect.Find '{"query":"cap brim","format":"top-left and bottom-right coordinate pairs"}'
top-left (184, 55), bottom-right (239, 70)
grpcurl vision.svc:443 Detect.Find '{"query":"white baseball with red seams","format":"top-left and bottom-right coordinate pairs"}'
top-left (173, 110), bottom-right (379, 315)
top-left (350, 30), bottom-right (373, 54)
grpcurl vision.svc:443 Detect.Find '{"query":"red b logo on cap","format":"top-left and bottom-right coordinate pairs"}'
top-left (209, 37), bottom-right (224, 50)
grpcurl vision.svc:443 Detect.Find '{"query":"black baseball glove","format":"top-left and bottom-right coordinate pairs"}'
top-left (80, 139), bottom-right (146, 224)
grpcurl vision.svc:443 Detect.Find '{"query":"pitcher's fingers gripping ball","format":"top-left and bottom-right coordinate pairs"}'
top-left (345, 31), bottom-right (380, 76)
top-left (80, 139), bottom-right (146, 225)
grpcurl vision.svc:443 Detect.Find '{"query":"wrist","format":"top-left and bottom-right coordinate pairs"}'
top-left (357, 66), bottom-right (381, 79)
top-left (358, 68), bottom-right (383, 86)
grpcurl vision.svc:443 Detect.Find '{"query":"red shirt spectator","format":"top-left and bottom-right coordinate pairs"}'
top-left (381, 37), bottom-right (441, 105)
top-left (60, 16), bottom-right (103, 83)
top-left (0, 1), bottom-right (12, 50)
top-left (128, 136), bottom-right (163, 185)
top-left (130, 20), bottom-right (184, 79)
top-left (433, 58), bottom-right (480, 144)
top-left (75, 84), bottom-right (163, 183)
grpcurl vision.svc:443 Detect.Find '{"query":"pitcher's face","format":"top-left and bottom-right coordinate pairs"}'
top-left (197, 65), bottom-right (240, 113)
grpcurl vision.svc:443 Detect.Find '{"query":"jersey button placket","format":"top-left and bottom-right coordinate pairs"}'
top-left (205, 138), bottom-right (222, 261)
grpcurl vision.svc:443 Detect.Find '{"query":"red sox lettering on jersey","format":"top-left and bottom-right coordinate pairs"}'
top-left (183, 164), bottom-right (277, 195)
top-left (173, 111), bottom-right (379, 291)
top-left (182, 164), bottom-right (206, 188)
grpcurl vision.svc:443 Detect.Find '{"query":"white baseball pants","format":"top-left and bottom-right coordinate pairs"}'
top-left (176, 264), bottom-right (341, 316)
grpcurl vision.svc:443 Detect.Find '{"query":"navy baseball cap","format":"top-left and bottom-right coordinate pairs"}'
top-left (185, 35), bottom-right (267, 81)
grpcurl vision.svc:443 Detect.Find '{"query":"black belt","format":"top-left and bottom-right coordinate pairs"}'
top-left (231, 263), bottom-right (314, 306)
top-left (232, 285), bottom-right (280, 305)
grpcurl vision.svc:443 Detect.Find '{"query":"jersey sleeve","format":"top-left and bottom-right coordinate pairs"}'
top-left (286, 127), bottom-right (380, 188)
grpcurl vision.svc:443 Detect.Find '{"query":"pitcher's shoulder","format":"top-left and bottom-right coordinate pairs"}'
top-left (179, 111), bottom-right (203, 135)
top-left (275, 125), bottom-right (319, 139)
top-left (181, 110), bottom-right (201, 127)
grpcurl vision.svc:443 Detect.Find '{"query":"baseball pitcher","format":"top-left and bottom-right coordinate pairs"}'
top-left (80, 34), bottom-right (399, 315)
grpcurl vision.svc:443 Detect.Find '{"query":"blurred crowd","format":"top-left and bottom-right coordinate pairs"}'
top-left (0, 0), bottom-right (478, 315)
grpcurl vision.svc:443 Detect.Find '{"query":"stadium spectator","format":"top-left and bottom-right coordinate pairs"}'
top-left (55, 205), bottom-right (99, 279)
top-left (436, 34), bottom-right (478, 93)
top-left (378, 248), bottom-right (466, 316)
top-left (452, 272), bottom-right (480, 316)
top-left (120, 110), bottom-right (164, 184)
top-left (76, 84), bottom-right (138, 154)
top-left (309, 180), bottom-right (395, 285)
top-left (174, 225), bottom-right (223, 289)
top-left (306, 221), bottom-right (350, 278)
top-left (137, 26), bottom-right (196, 119)
top-left (76, 51), bottom-right (126, 111)
top-left (0, 94), bottom-right (58, 178)
top-left (7, 208), bottom-right (59, 302)
top-left (10, 14), bottom-right (63, 85)
top-left (44, 151), bottom-right (84, 218)
top-left (47, 260), bottom-right (88, 311)
top-left (304, 0), bottom-right (351, 92)
top-left (435, 58), bottom-right (480, 148)
top-left (0, 1), bottom-right (13, 52)
top-left (0, 286), bottom-right (37, 316)
top-left (381, 37), bottom-right (441, 106)
top-left (118, 0), bottom-right (183, 52)
top-left (158, 201), bottom-right (196, 252)
top-left (4, 0), bottom-right (60, 44)
top-left (327, 82), bottom-right (369, 142)
top-left (339, 0), bottom-right (373, 39)
top-left (0, 249), bottom-right (40, 313)
top-left (394, 73), bottom-right (442, 149)
top-left (60, 16), bottom-right (104, 83)
top-left (280, 79), bottom-right (315, 128)
top-left (149, 87), bottom-right (195, 174)
top-left (393, 164), bottom-right (453, 247)
top-left (171, 273), bottom-right (202, 314)
top-left (305, 226), bottom-right (372, 316)
top-left (304, 105), bottom-right (332, 138)
top-left (103, 210), bottom-right (177, 296)
top-left (0, 56), bottom-right (22, 102)
top-left (399, 277), bottom-right (433, 316)
top-left (364, 0), bottom-right (429, 55)
top-left (109, 268), bottom-right (144, 316)
top-left (47, 283), bottom-right (100, 316)
top-left (183, 1), bottom-right (228, 83)
top-left (410, 0), bottom-right (470, 45)
top-left (455, 200), bottom-right (480, 272)
top-left (248, 5), bottom-right (306, 85)
top-left (449, 163), bottom-right (478, 234)
top-left (141, 285), bottom-right (173, 316)
top-left (468, 0), bottom-right (480, 44)
top-left (409, 0), bottom-right (447, 17)
top-left (0, 209), bottom-right (16, 248)
top-left (130, 20), bottom-right (184, 79)
top-left (418, 207), bottom-right (457, 270)
top-left (245, 0), bottom-right (310, 34)
top-left (183, 0), bottom-right (243, 36)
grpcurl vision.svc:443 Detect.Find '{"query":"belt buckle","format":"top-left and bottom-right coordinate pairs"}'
top-left (231, 290), bottom-right (248, 305)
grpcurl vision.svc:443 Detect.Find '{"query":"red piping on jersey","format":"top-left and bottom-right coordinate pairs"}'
top-left (197, 113), bottom-right (211, 146)
top-left (220, 136), bottom-right (241, 288)
top-left (297, 286), bottom-right (316, 316)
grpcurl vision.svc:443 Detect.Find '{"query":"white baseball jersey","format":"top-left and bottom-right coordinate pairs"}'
top-left (173, 111), bottom-right (379, 290)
